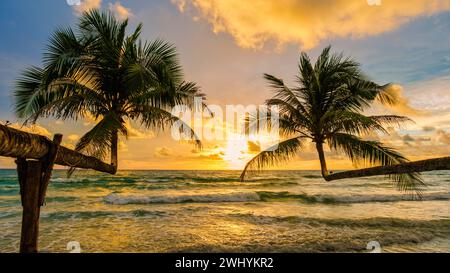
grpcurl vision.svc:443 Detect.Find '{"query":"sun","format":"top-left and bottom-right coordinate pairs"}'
top-left (222, 135), bottom-right (253, 170)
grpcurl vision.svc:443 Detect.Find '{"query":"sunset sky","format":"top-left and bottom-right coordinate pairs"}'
top-left (0, 0), bottom-right (449, 170)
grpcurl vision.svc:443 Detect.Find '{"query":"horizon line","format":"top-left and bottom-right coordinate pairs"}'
top-left (0, 168), bottom-right (345, 172)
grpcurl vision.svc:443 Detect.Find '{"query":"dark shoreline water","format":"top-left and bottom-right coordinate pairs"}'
top-left (0, 170), bottom-right (449, 252)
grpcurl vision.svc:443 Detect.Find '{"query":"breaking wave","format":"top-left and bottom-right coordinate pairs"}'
top-left (104, 192), bottom-right (261, 205)
top-left (257, 191), bottom-right (450, 203)
top-left (103, 190), bottom-right (450, 205)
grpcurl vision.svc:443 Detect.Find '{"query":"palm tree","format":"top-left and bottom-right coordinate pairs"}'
top-left (14, 10), bottom-right (203, 174)
top-left (240, 46), bottom-right (424, 194)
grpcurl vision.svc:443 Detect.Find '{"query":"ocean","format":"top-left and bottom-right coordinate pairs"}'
top-left (0, 169), bottom-right (449, 253)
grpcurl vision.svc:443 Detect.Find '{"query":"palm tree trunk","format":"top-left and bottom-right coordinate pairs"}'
top-left (111, 129), bottom-right (118, 174)
top-left (316, 142), bottom-right (329, 178)
top-left (325, 157), bottom-right (450, 181)
top-left (324, 156), bottom-right (450, 181)
top-left (0, 124), bottom-right (115, 174)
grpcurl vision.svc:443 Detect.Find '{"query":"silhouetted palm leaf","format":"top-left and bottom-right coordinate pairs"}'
top-left (240, 137), bottom-right (304, 181)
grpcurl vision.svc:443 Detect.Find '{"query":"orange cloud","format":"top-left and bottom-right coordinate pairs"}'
top-left (73, 0), bottom-right (102, 14)
top-left (72, 0), bottom-right (132, 20)
top-left (382, 84), bottom-right (428, 116)
top-left (124, 120), bottom-right (155, 139)
top-left (247, 141), bottom-right (260, 153)
top-left (154, 147), bottom-right (172, 157)
top-left (67, 134), bottom-right (80, 142)
top-left (173, 0), bottom-right (450, 50)
top-left (436, 129), bottom-right (450, 145)
top-left (4, 121), bottom-right (52, 138)
top-left (108, 1), bottom-right (132, 20)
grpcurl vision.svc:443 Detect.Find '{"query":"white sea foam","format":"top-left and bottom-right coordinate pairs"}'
top-left (51, 177), bottom-right (96, 183)
top-left (103, 192), bottom-right (261, 205)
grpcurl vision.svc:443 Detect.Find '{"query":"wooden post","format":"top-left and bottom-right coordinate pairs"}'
top-left (17, 134), bottom-right (63, 253)
top-left (0, 126), bottom-right (115, 253)
top-left (39, 134), bottom-right (62, 206)
top-left (18, 160), bottom-right (42, 253)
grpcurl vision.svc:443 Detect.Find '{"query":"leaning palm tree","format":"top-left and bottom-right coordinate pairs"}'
top-left (14, 10), bottom-right (203, 174)
top-left (241, 46), bottom-right (424, 195)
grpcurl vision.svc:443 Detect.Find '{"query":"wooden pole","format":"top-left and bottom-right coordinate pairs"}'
top-left (16, 134), bottom-right (64, 253)
top-left (0, 125), bottom-right (117, 253)
top-left (18, 160), bottom-right (42, 253)
top-left (39, 134), bottom-right (62, 206)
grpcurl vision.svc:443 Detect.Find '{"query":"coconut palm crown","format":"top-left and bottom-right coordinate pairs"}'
top-left (241, 46), bottom-right (424, 195)
top-left (14, 10), bottom-right (203, 173)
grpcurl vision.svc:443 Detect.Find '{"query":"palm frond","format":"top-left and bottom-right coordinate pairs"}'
top-left (240, 137), bottom-right (304, 181)
top-left (324, 111), bottom-right (388, 136)
top-left (389, 172), bottom-right (424, 198)
top-left (245, 108), bottom-right (307, 138)
top-left (369, 115), bottom-right (412, 128)
top-left (123, 39), bottom-right (184, 101)
top-left (265, 98), bottom-right (311, 129)
top-left (75, 113), bottom-right (127, 160)
top-left (67, 112), bottom-right (126, 176)
top-left (328, 133), bottom-right (424, 194)
top-left (131, 105), bottom-right (202, 149)
top-left (331, 79), bottom-right (383, 111)
top-left (14, 65), bottom-right (107, 124)
top-left (329, 133), bottom-right (405, 166)
top-left (264, 74), bottom-right (309, 116)
top-left (375, 83), bottom-right (400, 106)
top-left (43, 26), bottom-right (85, 75)
top-left (14, 66), bottom-right (46, 119)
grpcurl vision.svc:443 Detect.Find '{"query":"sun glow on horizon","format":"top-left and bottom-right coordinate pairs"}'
top-left (222, 134), bottom-right (254, 170)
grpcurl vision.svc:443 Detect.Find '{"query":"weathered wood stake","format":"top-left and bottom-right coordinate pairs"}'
top-left (18, 160), bottom-right (42, 253)
top-left (0, 125), bottom-right (115, 253)
top-left (39, 134), bottom-right (62, 206)
top-left (17, 134), bottom-right (63, 253)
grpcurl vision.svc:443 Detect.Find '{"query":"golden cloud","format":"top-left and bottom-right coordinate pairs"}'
top-left (108, 1), bottom-right (132, 20)
top-left (67, 134), bottom-right (80, 142)
top-left (73, 0), bottom-right (132, 20)
top-left (423, 126), bottom-right (436, 132)
top-left (73, 0), bottom-right (102, 14)
top-left (247, 141), bottom-right (260, 153)
top-left (5, 122), bottom-right (52, 138)
top-left (124, 120), bottom-right (155, 139)
top-left (173, 0), bottom-right (450, 49)
top-left (154, 147), bottom-right (172, 157)
top-left (198, 152), bottom-right (224, 161)
top-left (436, 129), bottom-right (450, 145)
top-left (83, 116), bottom-right (154, 139)
top-left (382, 84), bottom-right (428, 116)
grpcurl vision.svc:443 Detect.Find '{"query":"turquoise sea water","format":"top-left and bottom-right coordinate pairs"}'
top-left (0, 169), bottom-right (449, 252)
